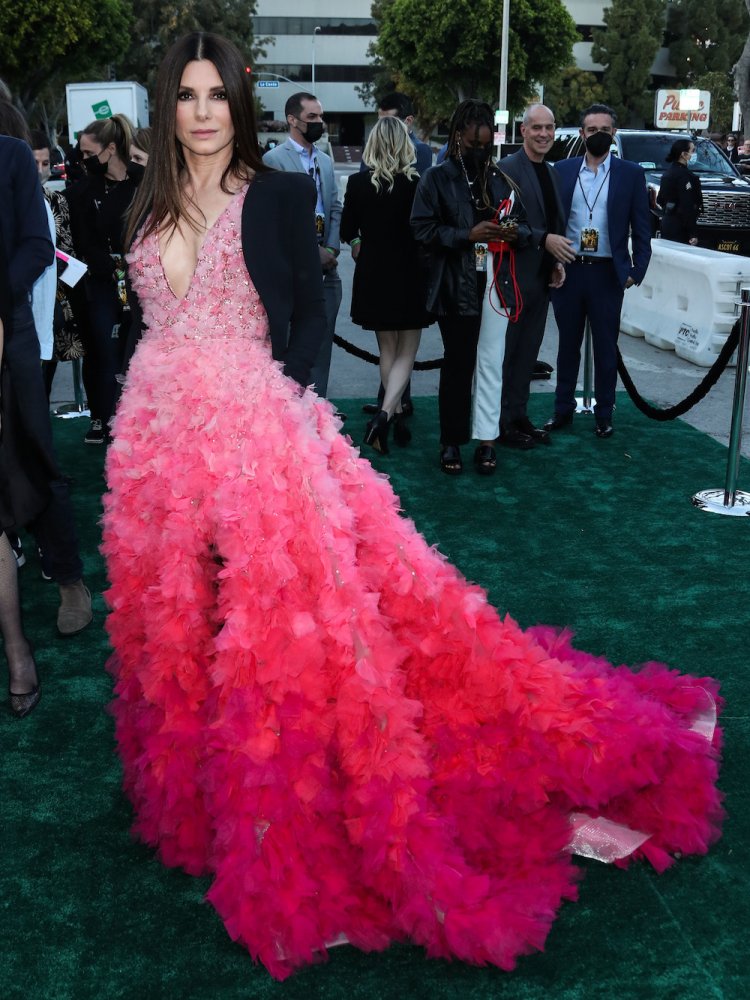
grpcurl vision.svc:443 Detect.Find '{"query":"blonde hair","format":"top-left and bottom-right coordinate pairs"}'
top-left (363, 116), bottom-right (417, 192)
top-left (80, 113), bottom-right (134, 163)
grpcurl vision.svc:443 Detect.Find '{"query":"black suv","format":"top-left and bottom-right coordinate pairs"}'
top-left (548, 128), bottom-right (750, 255)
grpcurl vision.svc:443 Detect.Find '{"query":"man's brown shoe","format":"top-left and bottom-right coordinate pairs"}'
top-left (57, 581), bottom-right (93, 636)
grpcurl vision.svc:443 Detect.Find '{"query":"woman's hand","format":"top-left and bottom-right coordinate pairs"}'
top-left (497, 221), bottom-right (519, 246)
top-left (469, 220), bottom-right (506, 243)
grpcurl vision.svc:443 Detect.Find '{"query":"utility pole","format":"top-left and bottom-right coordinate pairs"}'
top-left (496, 0), bottom-right (510, 156)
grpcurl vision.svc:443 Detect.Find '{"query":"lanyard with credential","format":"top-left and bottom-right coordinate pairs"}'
top-left (487, 197), bottom-right (523, 323)
top-left (577, 166), bottom-right (609, 223)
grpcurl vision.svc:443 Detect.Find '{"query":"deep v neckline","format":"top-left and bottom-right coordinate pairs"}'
top-left (158, 186), bottom-right (246, 302)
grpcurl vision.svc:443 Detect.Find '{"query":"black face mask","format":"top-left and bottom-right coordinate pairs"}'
top-left (584, 131), bottom-right (613, 158)
top-left (300, 121), bottom-right (325, 144)
top-left (463, 145), bottom-right (493, 171)
top-left (83, 153), bottom-right (109, 176)
top-left (126, 160), bottom-right (146, 185)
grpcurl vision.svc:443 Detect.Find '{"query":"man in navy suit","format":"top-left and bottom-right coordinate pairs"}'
top-left (545, 104), bottom-right (652, 438)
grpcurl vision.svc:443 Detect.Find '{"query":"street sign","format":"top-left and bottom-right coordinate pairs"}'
top-left (257, 80), bottom-right (280, 88)
top-left (654, 89), bottom-right (711, 129)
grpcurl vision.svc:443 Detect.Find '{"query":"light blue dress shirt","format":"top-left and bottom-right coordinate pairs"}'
top-left (289, 137), bottom-right (326, 219)
top-left (566, 153), bottom-right (612, 258)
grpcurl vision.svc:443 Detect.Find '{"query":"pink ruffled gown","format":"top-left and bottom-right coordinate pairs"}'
top-left (103, 188), bottom-right (723, 981)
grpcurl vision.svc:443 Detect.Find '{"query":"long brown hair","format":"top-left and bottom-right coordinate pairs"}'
top-left (126, 32), bottom-right (267, 246)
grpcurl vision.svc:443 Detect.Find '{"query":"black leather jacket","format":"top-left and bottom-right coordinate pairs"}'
top-left (411, 158), bottom-right (530, 316)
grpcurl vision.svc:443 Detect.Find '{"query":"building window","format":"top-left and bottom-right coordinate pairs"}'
top-left (254, 17), bottom-right (377, 35)
top-left (575, 25), bottom-right (597, 42)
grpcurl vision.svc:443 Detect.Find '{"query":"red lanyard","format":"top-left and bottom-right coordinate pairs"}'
top-left (486, 198), bottom-right (523, 323)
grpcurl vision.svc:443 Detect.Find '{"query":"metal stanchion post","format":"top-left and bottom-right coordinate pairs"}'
top-left (72, 357), bottom-right (85, 412)
top-left (54, 358), bottom-right (89, 418)
top-left (692, 286), bottom-right (750, 515)
top-left (575, 318), bottom-right (596, 414)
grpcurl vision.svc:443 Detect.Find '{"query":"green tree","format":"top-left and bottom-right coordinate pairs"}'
top-left (0, 0), bottom-right (132, 116)
top-left (591, 0), bottom-right (666, 125)
top-left (543, 66), bottom-right (605, 126)
top-left (116, 0), bottom-right (264, 95)
top-left (667, 0), bottom-right (748, 83)
top-left (693, 70), bottom-right (735, 132)
top-left (735, 0), bottom-right (750, 134)
top-left (372, 0), bottom-right (579, 122)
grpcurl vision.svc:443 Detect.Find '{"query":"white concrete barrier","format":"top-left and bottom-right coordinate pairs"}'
top-left (620, 239), bottom-right (750, 367)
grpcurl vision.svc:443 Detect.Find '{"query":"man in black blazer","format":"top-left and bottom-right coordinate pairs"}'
top-left (497, 104), bottom-right (574, 447)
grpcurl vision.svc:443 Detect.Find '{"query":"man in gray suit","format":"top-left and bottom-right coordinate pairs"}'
top-left (497, 104), bottom-right (575, 447)
top-left (263, 92), bottom-right (342, 397)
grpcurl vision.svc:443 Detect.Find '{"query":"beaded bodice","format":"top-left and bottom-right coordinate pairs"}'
top-left (127, 185), bottom-right (268, 348)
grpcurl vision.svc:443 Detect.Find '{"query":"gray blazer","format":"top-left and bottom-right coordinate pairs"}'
top-left (500, 146), bottom-right (565, 284)
top-left (263, 138), bottom-right (342, 251)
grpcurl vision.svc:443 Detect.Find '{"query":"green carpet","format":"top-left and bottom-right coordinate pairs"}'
top-left (2, 394), bottom-right (748, 1000)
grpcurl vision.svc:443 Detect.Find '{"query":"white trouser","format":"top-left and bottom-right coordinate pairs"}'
top-left (471, 263), bottom-right (510, 441)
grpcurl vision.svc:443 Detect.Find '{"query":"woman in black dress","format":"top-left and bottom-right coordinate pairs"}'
top-left (341, 116), bottom-right (429, 453)
top-left (657, 138), bottom-right (703, 245)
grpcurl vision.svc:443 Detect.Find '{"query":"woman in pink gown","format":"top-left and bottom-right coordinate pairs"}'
top-left (103, 33), bottom-right (723, 982)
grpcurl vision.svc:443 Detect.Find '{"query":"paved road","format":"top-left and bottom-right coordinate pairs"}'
top-left (50, 163), bottom-right (750, 460)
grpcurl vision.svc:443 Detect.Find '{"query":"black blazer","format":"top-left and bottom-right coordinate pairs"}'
top-left (500, 147), bottom-right (565, 285)
top-left (0, 136), bottom-right (54, 306)
top-left (124, 170), bottom-right (326, 389)
top-left (241, 170), bottom-right (326, 387)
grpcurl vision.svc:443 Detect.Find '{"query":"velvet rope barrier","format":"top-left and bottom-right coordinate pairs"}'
top-left (332, 334), bottom-right (443, 371)
top-left (335, 318), bottom-right (741, 411)
top-left (616, 320), bottom-right (740, 421)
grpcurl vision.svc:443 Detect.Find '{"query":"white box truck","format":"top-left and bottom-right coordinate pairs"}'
top-left (66, 81), bottom-right (149, 144)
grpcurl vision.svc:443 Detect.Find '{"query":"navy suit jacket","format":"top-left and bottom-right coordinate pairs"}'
top-left (0, 136), bottom-right (54, 307)
top-left (554, 155), bottom-right (652, 289)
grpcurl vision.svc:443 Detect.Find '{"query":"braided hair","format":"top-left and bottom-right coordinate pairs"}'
top-left (446, 99), bottom-right (495, 210)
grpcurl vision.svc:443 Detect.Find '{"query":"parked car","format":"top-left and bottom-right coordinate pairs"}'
top-left (547, 128), bottom-right (750, 255)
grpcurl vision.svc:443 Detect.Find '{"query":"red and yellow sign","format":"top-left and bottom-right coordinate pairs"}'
top-left (654, 90), bottom-right (711, 129)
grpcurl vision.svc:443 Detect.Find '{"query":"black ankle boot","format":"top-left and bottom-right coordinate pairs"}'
top-left (363, 410), bottom-right (390, 454)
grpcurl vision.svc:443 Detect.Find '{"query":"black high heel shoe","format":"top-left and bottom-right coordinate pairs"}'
top-left (8, 642), bottom-right (41, 719)
top-left (10, 682), bottom-right (41, 719)
top-left (363, 410), bottom-right (390, 455)
top-left (392, 412), bottom-right (412, 447)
